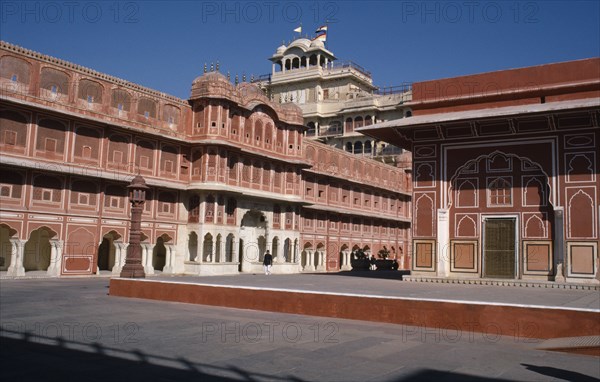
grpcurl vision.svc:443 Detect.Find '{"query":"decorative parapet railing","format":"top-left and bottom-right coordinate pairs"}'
top-left (0, 40), bottom-right (189, 107)
top-left (374, 83), bottom-right (413, 95)
top-left (331, 60), bottom-right (372, 78)
top-left (318, 126), bottom-right (343, 137)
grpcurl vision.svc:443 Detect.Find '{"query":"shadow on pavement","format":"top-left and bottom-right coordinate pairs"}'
top-left (0, 329), bottom-right (302, 382)
top-left (392, 369), bottom-right (514, 381)
top-left (521, 363), bottom-right (600, 382)
top-left (3, 328), bottom-right (596, 382)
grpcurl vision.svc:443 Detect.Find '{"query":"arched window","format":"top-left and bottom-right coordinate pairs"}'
top-left (40, 67), bottom-right (69, 96)
top-left (354, 116), bottom-right (364, 128)
top-left (111, 88), bottom-right (131, 111)
top-left (163, 104), bottom-right (180, 125)
top-left (353, 141), bottom-right (363, 155)
top-left (489, 177), bottom-right (512, 206)
top-left (345, 118), bottom-right (353, 133)
top-left (0, 55), bottom-right (31, 85)
top-left (306, 122), bottom-right (316, 136)
top-left (138, 97), bottom-right (156, 119)
top-left (78, 79), bottom-right (103, 104)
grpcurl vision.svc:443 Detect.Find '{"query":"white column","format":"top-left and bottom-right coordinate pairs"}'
top-left (7, 239), bottom-right (25, 276)
top-left (273, 240), bottom-right (281, 263)
top-left (47, 240), bottom-right (63, 277)
top-left (163, 244), bottom-right (175, 274)
top-left (341, 250), bottom-right (351, 271)
top-left (232, 238), bottom-right (239, 263)
top-left (305, 250), bottom-right (315, 271)
top-left (437, 209), bottom-right (449, 277)
top-left (198, 237), bottom-right (204, 263)
top-left (293, 240), bottom-right (299, 263)
top-left (211, 240), bottom-right (216, 263)
top-left (48, 240), bottom-right (64, 277)
top-left (111, 242), bottom-right (127, 275)
top-left (142, 244), bottom-right (155, 275)
top-left (317, 251), bottom-right (326, 271)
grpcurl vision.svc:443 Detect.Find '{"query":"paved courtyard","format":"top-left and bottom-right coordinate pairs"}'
top-left (151, 272), bottom-right (600, 310)
top-left (1, 275), bottom-right (599, 381)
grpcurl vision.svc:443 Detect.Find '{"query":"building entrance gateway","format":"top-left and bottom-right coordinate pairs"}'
top-left (483, 217), bottom-right (517, 279)
top-left (239, 210), bottom-right (267, 273)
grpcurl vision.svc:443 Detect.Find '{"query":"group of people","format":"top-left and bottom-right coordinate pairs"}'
top-left (262, 249), bottom-right (399, 275)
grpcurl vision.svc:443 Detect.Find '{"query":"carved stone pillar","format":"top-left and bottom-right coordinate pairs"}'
top-left (197, 236), bottom-right (204, 263)
top-left (341, 250), bottom-right (352, 271)
top-left (232, 238), bottom-right (239, 263)
top-left (142, 243), bottom-right (155, 275)
top-left (163, 244), bottom-right (175, 274)
top-left (211, 240), bottom-right (216, 263)
top-left (7, 239), bottom-right (25, 277)
top-left (317, 251), bottom-right (326, 271)
top-left (47, 239), bottom-right (63, 277)
top-left (305, 250), bottom-right (315, 271)
top-left (112, 241), bottom-right (128, 275)
top-left (120, 175), bottom-right (148, 278)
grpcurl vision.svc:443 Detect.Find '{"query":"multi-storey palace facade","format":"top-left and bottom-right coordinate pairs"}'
top-left (362, 58), bottom-right (600, 284)
top-left (253, 38), bottom-right (412, 164)
top-left (0, 41), bottom-right (411, 277)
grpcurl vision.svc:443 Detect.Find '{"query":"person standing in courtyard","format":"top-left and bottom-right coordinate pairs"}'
top-left (369, 253), bottom-right (377, 271)
top-left (263, 250), bottom-right (273, 275)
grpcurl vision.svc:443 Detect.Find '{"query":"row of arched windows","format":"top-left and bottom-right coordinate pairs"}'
top-left (194, 104), bottom-right (301, 155)
top-left (305, 115), bottom-right (374, 137)
top-left (345, 140), bottom-right (374, 155)
top-left (0, 55), bottom-right (182, 125)
top-left (274, 54), bottom-right (328, 72)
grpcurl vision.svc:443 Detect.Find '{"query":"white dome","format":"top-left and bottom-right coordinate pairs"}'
top-left (288, 38), bottom-right (311, 51)
top-left (276, 44), bottom-right (286, 54)
top-left (310, 39), bottom-right (325, 48)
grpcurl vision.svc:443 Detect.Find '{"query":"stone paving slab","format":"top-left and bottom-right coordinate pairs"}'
top-left (150, 272), bottom-right (600, 311)
top-left (1, 278), bottom-right (599, 381)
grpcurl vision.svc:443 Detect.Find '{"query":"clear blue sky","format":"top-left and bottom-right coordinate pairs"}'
top-left (2, 1), bottom-right (599, 99)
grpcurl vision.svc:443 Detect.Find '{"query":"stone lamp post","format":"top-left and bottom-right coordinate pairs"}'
top-left (120, 175), bottom-right (149, 278)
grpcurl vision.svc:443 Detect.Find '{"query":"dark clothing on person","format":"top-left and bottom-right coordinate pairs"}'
top-left (263, 253), bottom-right (273, 265)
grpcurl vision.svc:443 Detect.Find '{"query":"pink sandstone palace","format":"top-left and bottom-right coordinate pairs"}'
top-left (1, 40), bottom-right (599, 285)
top-left (0, 41), bottom-right (411, 278)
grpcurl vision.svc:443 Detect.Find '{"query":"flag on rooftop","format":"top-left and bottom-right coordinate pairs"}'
top-left (316, 25), bottom-right (328, 33)
top-left (293, 26), bottom-right (302, 33)
top-left (313, 32), bottom-right (327, 42)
